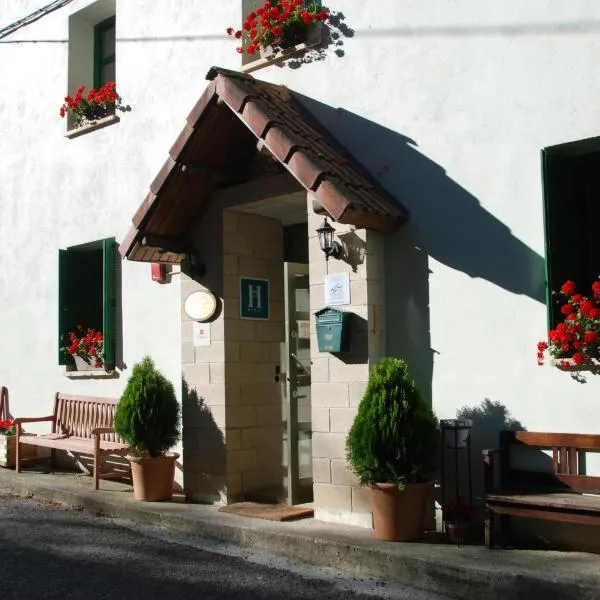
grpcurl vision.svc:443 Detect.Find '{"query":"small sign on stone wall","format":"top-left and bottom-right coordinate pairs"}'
top-left (324, 273), bottom-right (350, 306)
top-left (240, 277), bottom-right (270, 320)
top-left (192, 322), bottom-right (211, 347)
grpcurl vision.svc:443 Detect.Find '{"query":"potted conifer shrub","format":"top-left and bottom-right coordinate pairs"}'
top-left (114, 356), bottom-right (181, 502)
top-left (346, 357), bottom-right (439, 541)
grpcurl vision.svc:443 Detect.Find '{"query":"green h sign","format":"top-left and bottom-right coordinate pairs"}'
top-left (240, 277), bottom-right (269, 320)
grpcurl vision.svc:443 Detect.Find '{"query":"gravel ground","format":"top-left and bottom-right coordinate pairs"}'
top-left (0, 492), bottom-right (453, 600)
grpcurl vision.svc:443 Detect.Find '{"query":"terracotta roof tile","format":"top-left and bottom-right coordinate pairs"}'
top-left (121, 66), bottom-right (408, 262)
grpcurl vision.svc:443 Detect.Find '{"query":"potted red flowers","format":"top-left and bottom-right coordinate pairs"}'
top-left (441, 498), bottom-right (474, 545)
top-left (227, 0), bottom-right (329, 57)
top-left (61, 325), bottom-right (105, 370)
top-left (60, 81), bottom-right (123, 128)
top-left (537, 278), bottom-right (600, 369)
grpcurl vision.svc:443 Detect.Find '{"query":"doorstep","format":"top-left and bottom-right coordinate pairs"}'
top-left (1, 468), bottom-right (600, 600)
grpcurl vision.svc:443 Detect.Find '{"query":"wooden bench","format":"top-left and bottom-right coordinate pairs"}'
top-left (483, 431), bottom-right (600, 548)
top-left (14, 393), bottom-right (131, 490)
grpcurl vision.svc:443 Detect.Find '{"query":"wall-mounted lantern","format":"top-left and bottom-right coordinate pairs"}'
top-left (316, 217), bottom-right (342, 260)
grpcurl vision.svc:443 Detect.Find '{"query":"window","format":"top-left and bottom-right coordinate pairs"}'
top-left (541, 137), bottom-right (600, 329)
top-left (94, 16), bottom-right (116, 88)
top-left (58, 238), bottom-right (117, 370)
top-left (67, 0), bottom-right (116, 132)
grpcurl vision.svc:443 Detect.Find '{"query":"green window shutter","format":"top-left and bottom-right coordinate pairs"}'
top-left (58, 245), bottom-right (105, 366)
top-left (541, 149), bottom-right (587, 330)
top-left (102, 238), bottom-right (117, 370)
top-left (94, 16), bottom-right (116, 88)
top-left (58, 249), bottom-right (72, 365)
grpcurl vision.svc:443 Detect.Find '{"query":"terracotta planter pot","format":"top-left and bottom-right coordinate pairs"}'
top-left (129, 453), bottom-right (179, 501)
top-left (370, 481), bottom-right (432, 541)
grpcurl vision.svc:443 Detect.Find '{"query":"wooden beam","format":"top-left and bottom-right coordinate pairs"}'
top-left (141, 234), bottom-right (188, 254)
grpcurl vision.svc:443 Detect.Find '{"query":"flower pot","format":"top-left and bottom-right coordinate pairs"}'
top-left (73, 355), bottom-right (103, 371)
top-left (370, 481), bottom-right (432, 541)
top-left (81, 102), bottom-right (115, 123)
top-left (129, 453), bottom-right (179, 501)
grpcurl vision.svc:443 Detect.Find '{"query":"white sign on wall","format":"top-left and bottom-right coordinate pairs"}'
top-left (324, 273), bottom-right (351, 306)
top-left (192, 322), bottom-right (211, 347)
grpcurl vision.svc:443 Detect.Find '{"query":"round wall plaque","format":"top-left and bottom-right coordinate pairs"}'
top-left (184, 291), bottom-right (217, 322)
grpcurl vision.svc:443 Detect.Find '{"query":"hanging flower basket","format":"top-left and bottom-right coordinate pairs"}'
top-left (227, 0), bottom-right (329, 58)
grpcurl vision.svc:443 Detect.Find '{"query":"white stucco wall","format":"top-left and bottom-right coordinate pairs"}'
top-left (1, 0), bottom-right (600, 494)
top-left (248, 1), bottom-right (600, 439)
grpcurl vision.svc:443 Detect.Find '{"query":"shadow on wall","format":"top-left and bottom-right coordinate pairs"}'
top-left (293, 93), bottom-right (546, 398)
top-left (446, 399), bottom-right (525, 540)
top-left (284, 7), bottom-right (354, 70)
top-left (182, 378), bottom-right (226, 503)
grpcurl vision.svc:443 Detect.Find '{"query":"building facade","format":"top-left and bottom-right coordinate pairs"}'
top-left (1, 0), bottom-right (599, 529)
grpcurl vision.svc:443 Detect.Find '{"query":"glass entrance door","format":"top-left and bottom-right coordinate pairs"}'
top-left (283, 262), bottom-right (313, 505)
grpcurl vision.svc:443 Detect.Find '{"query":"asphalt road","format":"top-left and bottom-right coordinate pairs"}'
top-left (0, 492), bottom-right (453, 600)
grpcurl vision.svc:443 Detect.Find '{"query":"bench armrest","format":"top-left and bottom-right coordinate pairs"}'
top-left (14, 416), bottom-right (55, 424)
top-left (91, 427), bottom-right (115, 435)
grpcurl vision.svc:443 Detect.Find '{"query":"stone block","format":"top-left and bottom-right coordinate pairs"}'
top-left (223, 253), bottom-right (239, 276)
top-left (352, 486), bottom-right (372, 513)
top-left (209, 362), bottom-right (225, 384)
top-left (311, 407), bottom-right (330, 432)
top-left (226, 405), bottom-right (257, 428)
top-left (331, 459), bottom-right (359, 486)
top-left (313, 483), bottom-right (351, 511)
top-left (181, 342), bottom-right (195, 364)
top-left (257, 404), bottom-right (283, 426)
top-left (255, 321), bottom-right (285, 343)
top-left (349, 381), bottom-right (368, 407)
top-left (227, 449), bottom-right (258, 473)
top-left (194, 342), bottom-right (225, 364)
top-left (312, 432), bottom-right (347, 459)
top-left (182, 362), bottom-right (210, 386)
top-left (329, 408), bottom-right (357, 433)
top-left (311, 383), bottom-right (349, 407)
top-left (313, 458), bottom-right (331, 483)
top-left (328, 359), bottom-right (369, 384)
top-left (240, 341), bottom-right (273, 363)
top-left (239, 256), bottom-right (269, 278)
top-left (310, 357), bottom-right (329, 383)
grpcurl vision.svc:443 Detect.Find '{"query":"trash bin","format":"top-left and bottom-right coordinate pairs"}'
top-left (315, 307), bottom-right (349, 353)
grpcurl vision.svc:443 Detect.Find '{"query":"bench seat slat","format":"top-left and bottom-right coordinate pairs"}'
top-left (20, 435), bottom-right (128, 453)
top-left (486, 491), bottom-right (600, 513)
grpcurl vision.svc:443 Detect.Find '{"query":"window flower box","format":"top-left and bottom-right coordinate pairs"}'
top-left (60, 81), bottom-right (125, 131)
top-left (227, 0), bottom-right (329, 59)
top-left (537, 278), bottom-right (600, 372)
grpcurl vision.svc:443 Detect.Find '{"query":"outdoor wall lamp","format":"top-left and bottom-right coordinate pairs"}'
top-left (316, 217), bottom-right (342, 260)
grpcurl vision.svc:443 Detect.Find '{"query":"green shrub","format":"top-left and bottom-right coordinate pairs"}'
top-left (114, 356), bottom-right (180, 457)
top-left (346, 357), bottom-right (439, 487)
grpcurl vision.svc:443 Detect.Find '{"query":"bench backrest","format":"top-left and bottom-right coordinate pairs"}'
top-left (500, 431), bottom-right (600, 494)
top-left (53, 393), bottom-right (122, 442)
top-left (0, 386), bottom-right (6, 419)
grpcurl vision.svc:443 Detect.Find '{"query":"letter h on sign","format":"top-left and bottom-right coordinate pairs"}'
top-left (240, 277), bottom-right (270, 320)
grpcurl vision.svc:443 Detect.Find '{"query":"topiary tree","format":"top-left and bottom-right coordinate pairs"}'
top-left (346, 357), bottom-right (439, 487)
top-left (114, 356), bottom-right (180, 457)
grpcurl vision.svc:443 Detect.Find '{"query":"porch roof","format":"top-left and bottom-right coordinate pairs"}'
top-left (120, 66), bottom-right (408, 263)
